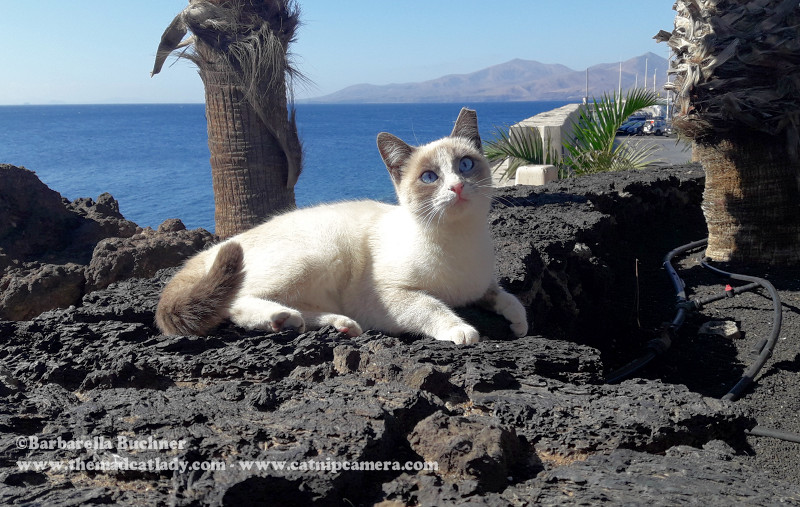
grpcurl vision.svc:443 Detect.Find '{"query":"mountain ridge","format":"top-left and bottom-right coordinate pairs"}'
top-left (303, 52), bottom-right (669, 103)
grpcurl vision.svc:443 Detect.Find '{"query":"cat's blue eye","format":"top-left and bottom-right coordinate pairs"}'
top-left (459, 157), bottom-right (474, 174)
top-left (420, 171), bottom-right (438, 184)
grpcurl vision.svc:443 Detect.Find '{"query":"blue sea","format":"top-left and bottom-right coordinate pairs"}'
top-left (0, 102), bottom-right (569, 233)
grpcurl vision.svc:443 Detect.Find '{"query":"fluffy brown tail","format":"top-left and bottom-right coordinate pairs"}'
top-left (155, 242), bottom-right (245, 336)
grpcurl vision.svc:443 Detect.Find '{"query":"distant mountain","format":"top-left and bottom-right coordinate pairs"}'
top-left (304, 53), bottom-right (670, 103)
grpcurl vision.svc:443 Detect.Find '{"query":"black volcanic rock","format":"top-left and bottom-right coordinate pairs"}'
top-left (2, 165), bottom-right (800, 505)
top-left (381, 444), bottom-right (800, 506)
top-left (0, 165), bottom-right (83, 264)
top-left (0, 164), bottom-right (213, 319)
top-left (409, 411), bottom-right (523, 492)
top-left (0, 263), bottom-right (86, 321)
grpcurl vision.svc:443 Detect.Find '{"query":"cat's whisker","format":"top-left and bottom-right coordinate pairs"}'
top-left (491, 194), bottom-right (518, 208)
top-left (430, 205), bottom-right (446, 229)
top-left (471, 177), bottom-right (496, 192)
top-left (411, 200), bottom-right (436, 216)
top-left (419, 207), bottom-right (436, 229)
top-left (410, 200), bottom-right (443, 230)
top-left (473, 181), bottom-right (496, 193)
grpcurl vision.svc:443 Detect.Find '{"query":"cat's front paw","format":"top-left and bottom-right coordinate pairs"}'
top-left (439, 324), bottom-right (480, 345)
top-left (497, 292), bottom-right (529, 337)
top-left (331, 316), bottom-right (363, 337)
top-left (510, 319), bottom-right (528, 338)
top-left (270, 309), bottom-right (306, 333)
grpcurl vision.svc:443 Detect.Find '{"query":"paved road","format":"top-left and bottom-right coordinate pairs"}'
top-left (616, 134), bottom-right (694, 167)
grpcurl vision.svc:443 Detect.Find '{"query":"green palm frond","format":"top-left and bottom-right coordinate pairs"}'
top-left (485, 126), bottom-right (558, 182)
top-left (486, 88), bottom-right (661, 181)
top-left (564, 88), bottom-right (661, 175)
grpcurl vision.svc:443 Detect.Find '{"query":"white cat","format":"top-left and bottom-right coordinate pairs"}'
top-left (156, 108), bottom-right (528, 344)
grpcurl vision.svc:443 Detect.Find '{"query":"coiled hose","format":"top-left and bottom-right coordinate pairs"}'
top-left (606, 238), bottom-right (797, 443)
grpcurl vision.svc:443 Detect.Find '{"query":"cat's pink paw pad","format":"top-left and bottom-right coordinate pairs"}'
top-left (270, 310), bottom-right (305, 333)
top-left (338, 325), bottom-right (363, 337)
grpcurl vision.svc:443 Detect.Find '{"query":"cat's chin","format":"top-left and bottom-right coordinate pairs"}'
top-left (441, 197), bottom-right (491, 222)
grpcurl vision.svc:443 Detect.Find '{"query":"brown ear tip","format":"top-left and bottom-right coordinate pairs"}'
top-left (376, 132), bottom-right (398, 146)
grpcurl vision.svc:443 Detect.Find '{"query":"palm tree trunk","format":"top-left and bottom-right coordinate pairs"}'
top-left (151, 0), bottom-right (302, 239)
top-left (694, 133), bottom-right (800, 264)
top-left (202, 63), bottom-right (295, 238)
top-left (660, 0), bottom-right (800, 265)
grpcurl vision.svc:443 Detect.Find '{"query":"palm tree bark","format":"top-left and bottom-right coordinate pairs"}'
top-left (660, 0), bottom-right (800, 265)
top-left (694, 134), bottom-right (800, 263)
top-left (201, 62), bottom-right (295, 237)
top-left (152, 0), bottom-right (302, 238)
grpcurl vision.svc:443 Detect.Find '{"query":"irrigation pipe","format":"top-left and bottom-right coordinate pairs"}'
top-left (699, 257), bottom-right (782, 402)
top-left (606, 238), bottom-right (799, 444)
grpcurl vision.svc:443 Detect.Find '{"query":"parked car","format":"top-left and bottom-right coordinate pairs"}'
top-left (643, 119), bottom-right (668, 136)
top-left (616, 121), bottom-right (637, 136)
top-left (623, 121), bottom-right (646, 136)
top-left (617, 119), bottom-right (646, 136)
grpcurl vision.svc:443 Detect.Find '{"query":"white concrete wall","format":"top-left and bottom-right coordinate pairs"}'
top-left (509, 103), bottom-right (585, 162)
top-left (491, 103), bottom-right (585, 187)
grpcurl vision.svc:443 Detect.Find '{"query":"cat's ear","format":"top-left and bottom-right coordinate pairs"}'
top-left (377, 132), bottom-right (414, 183)
top-left (450, 107), bottom-right (482, 151)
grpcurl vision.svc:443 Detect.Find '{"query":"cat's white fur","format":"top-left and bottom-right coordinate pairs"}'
top-left (156, 108), bottom-right (528, 344)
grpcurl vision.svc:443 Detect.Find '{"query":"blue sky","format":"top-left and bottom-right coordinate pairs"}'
top-left (1, 1), bottom-right (677, 105)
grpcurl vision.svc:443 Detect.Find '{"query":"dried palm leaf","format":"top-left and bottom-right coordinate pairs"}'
top-left (661, 0), bottom-right (800, 156)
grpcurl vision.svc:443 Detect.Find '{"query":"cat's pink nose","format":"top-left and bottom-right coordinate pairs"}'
top-left (450, 182), bottom-right (464, 197)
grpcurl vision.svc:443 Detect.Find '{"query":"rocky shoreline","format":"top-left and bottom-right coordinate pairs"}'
top-left (2, 163), bottom-right (799, 505)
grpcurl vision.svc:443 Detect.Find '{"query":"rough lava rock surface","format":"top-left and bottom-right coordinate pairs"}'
top-left (0, 164), bottom-right (214, 320)
top-left (2, 164), bottom-right (800, 505)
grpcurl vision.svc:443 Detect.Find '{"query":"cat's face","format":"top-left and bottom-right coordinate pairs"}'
top-left (377, 108), bottom-right (493, 226)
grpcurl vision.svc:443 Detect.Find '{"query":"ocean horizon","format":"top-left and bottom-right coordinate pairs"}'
top-left (0, 101), bottom-right (571, 233)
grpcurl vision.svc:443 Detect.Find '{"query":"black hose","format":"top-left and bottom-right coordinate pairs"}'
top-left (664, 239), bottom-right (709, 319)
top-left (607, 237), bottom-right (799, 444)
top-left (746, 425), bottom-right (800, 444)
top-left (692, 281), bottom-right (761, 309)
top-left (607, 238), bottom-right (782, 401)
top-left (698, 258), bottom-right (798, 443)
top-left (606, 350), bottom-right (657, 384)
top-left (606, 239), bottom-right (706, 384)
top-left (700, 258), bottom-right (782, 402)
top-left (663, 239), bottom-right (709, 303)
